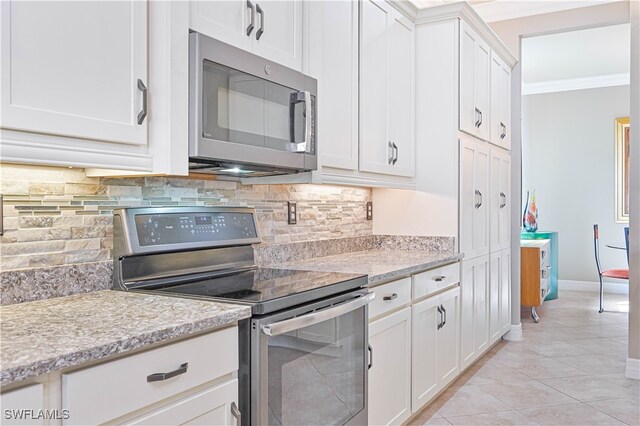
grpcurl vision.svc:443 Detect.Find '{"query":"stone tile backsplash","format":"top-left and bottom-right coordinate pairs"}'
top-left (0, 164), bottom-right (372, 272)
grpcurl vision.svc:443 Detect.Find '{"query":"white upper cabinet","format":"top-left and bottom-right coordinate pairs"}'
top-left (190, 0), bottom-right (303, 71)
top-left (1, 1), bottom-right (148, 145)
top-left (189, 0), bottom-right (253, 52)
top-left (490, 51), bottom-right (511, 149)
top-left (307, 0), bottom-right (359, 170)
top-left (459, 21), bottom-right (490, 141)
top-left (360, 0), bottom-right (415, 178)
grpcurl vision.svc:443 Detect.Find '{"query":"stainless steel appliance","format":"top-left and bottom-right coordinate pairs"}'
top-left (112, 207), bottom-right (371, 426)
top-left (189, 33), bottom-right (317, 177)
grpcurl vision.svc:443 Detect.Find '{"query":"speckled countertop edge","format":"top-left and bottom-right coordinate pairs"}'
top-left (275, 250), bottom-right (464, 286)
top-left (0, 291), bottom-right (251, 386)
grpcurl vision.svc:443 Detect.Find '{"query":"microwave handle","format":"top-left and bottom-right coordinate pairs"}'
top-left (288, 90), bottom-right (313, 154)
top-left (261, 292), bottom-right (374, 336)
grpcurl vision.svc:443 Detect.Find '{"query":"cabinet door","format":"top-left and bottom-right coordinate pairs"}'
top-left (489, 252), bottom-right (501, 344)
top-left (251, 0), bottom-right (303, 71)
top-left (500, 248), bottom-right (512, 334)
top-left (489, 148), bottom-right (502, 251)
top-left (308, 0), bottom-right (358, 171)
top-left (360, 0), bottom-right (391, 175)
top-left (411, 296), bottom-right (440, 411)
top-left (489, 52), bottom-right (502, 146)
top-left (437, 288), bottom-right (460, 387)
top-left (460, 259), bottom-right (476, 369)
top-left (474, 255), bottom-right (490, 355)
top-left (459, 138), bottom-right (475, 256)
top-left (125, 380), bottom-right (239, 425)
top-left (0, 384), bottom-right (44, 426)
top-left (369, 307), bottom-right (412, 426)
top-left (189, 0), bottom-right (252, 52)
top-left (387, 10), bottom-right (415, 177)
top-left (499, 154), bottom-right (511, 250)
top-left (473, 38), bottom-right (490, 141)
top-left (474, 142), bottom-right (490, 257)
top-left (1, 1), bottom-right (147, 145)
top-left (459, 21), bottom-right (477, 136)
top-left (460, 137), bottom-right (489, 258)
top-left (500, 62), bottom-right (512, 149)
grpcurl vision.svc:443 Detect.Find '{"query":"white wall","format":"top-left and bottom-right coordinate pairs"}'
top-left (522, 85), bottom-right (630, 282)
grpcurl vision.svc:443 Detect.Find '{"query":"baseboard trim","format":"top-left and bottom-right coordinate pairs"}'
top-left (626, 357), bottom-right (640, 380)
top-left (559, 279), bottom-right (629, 294)
top-left (503, 323), bottom-right (523, 342)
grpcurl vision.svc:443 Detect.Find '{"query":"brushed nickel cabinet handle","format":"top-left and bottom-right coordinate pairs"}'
top-left (434, 275), bottom-right (446, 282)
top-left (147, 362), bottom-right (188, 382)
top-left (368, 344), bottom-right (373, 370)
top-left (383, 293), bottom-right (398, 301)
top-left (137, 79), bottom-right (148, 125)
top-left (437, 305), bottom-right (443, 329)
top-left (246, 0), bottom-right (255, 36)
top-left (256, 3), bottom-right (264, 40)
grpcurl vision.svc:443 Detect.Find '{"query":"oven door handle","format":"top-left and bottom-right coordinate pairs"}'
top-left (261, 292), bottom-right (375, 336)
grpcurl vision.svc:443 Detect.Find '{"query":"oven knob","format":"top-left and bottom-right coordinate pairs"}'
top-left (264, 64), bottom-right (271, 75)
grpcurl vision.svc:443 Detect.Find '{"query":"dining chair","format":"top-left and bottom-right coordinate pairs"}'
top-left (593, 224), bottom-right (629, 313)
top-left (625, 226), bottom-right (630, 265)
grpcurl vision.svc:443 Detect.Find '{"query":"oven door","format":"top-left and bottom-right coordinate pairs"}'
top-left (250, 290), bottom-right (373, 426)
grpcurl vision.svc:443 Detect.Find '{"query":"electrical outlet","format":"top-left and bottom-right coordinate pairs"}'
top-left (287, 202), bottom-right (297, 225)
top-left (366, 202), bottom-right (373, 220)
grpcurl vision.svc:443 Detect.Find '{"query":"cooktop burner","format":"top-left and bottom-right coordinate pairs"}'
top-left (152, 267), bottom-right (367, 315)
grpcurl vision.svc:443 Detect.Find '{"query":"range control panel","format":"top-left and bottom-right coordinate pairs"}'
top-left (134, 212), bottom-right (258, 246)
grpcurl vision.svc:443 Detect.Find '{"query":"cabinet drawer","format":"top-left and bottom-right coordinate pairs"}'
top-left (412, 263), bottom-right (460, 300)
top-left (540, 246), bottom-right (550, 268)
top-left (540, 279), bottom-right (548, 303)
top-left (63, 326), bottom-right (238, 425)
top-left (369, 278), bottom-right (411, 319)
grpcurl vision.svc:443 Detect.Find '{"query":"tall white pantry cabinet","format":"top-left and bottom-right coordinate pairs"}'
top-left (414, 2), bottom-right (517, 372)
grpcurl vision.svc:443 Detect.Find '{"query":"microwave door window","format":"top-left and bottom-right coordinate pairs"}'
top-left (202, 60), bottom-right (302, 153)
top-left (203, 61), bottom-right (265, 147)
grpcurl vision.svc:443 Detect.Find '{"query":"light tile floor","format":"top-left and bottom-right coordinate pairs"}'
top-left (409, 291), bottom-right (639, 425)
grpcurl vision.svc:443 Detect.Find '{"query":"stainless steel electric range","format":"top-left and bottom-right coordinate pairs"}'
top-left (112, 207), bottom-right (372, 426)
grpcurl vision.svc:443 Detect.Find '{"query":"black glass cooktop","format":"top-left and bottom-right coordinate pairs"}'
top-left (151, 268), bottom-right (368, 315)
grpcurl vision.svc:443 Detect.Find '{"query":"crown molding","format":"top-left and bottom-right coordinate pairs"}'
top-left (522, 72), bottom-right (630, 95)
top-left (413, 1), bottom-right (518, 68)
top-left (472, 0), bottom-right (622, 24)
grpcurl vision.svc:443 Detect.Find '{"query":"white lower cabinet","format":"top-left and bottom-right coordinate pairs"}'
top-left (499, 248), bottom-right (512, 335)
top-left (0, 384), bottom-right (45, 426)
top-left (411, 287), bottom-right (460, 412)
top-left (368, 307), bottom-right (412, 426)
top-left (460, 255), bottom-right (489, 370)
top-left (62, 327), bottom-right (239, 425)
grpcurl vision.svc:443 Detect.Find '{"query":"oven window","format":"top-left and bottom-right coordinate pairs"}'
top-left (267, 308), bottom-right (366, 425)
top-left (202, 60), bottom-right (304, 151)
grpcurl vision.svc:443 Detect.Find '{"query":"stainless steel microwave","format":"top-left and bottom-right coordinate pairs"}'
top-left (189, 32), bottom-right (317, 177)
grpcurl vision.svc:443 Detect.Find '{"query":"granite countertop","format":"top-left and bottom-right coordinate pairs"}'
top-left (276, 249), bottom-right (463, 286)
top-left (0, 290), bottom-right (251, 386)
